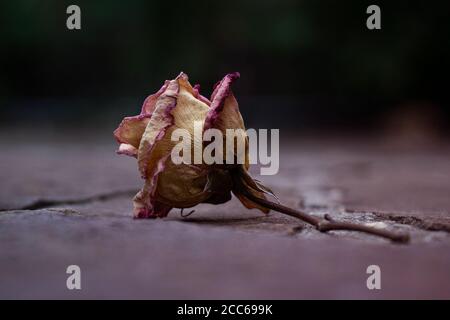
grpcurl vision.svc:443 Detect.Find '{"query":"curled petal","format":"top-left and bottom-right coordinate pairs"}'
top-left (137, 75), bottom-right (181, 178)
top-left (204, 73), bottom-right (258, 212)
top-left (140, 81), bottom-right (170, 115)
top-left (155, 160), bottom-right (210, 208)
top-left (133, 155), bottom-right (172, 218)
top-left (193, 84), bottom-right (211, 106)
top-left (113, 81), bottom-right (170, 154)
top-left (232, 166), bottom-right (270, 214)
top-left (117, 143), bottom-right (138, 158)
top-left (114, 114), bottom-right (151, 149)
top-left (204, 72), bottom-right (241, 131)
top-left (137, 72), bottom-right (211, 211)
top-left (204, 72), bottom-right (249, 168)
top-left (137, 72), bottom-right (210, 179)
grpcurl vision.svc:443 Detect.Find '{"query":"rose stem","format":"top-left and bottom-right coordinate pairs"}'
top-left (239, 189), bottom-right (410, 243)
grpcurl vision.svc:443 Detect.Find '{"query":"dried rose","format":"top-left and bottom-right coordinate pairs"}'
top-left (113, 72), bottom-right (409, 243)
top-left (114, 72), bottom-right (271, 218)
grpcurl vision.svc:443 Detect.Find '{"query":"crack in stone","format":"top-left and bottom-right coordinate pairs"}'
top-left (347, 209), bottom-right (450, 234)
top-left (46, 208), bottom-right (83, 216)
top-left (3, 187), bottom-right (448, 243)
top-left (0, 189), bottom-right (138, 211)
top-left (285, 225), bottom-right (307, 236)
top-left (376, 213), bottom-right (450, 233)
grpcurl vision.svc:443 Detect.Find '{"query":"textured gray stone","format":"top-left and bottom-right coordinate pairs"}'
top-left (1, 134), bottom-right (449, 299)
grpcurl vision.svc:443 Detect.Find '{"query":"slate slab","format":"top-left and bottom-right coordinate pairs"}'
top-left (1, 134), bottom-right (449, 299)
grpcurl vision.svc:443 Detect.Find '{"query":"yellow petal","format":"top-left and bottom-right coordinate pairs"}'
top-left (114, 114), bottom-right (151, 149)
top-left (117, 143), bottom-right (138, 158)
top-left (135, 73), bottom-right (211, 213)
top-left (156, 161), bottom-right (210, 208)
top-left (137, 73), bottom-right (209, 179)
top-left (232, 166), bottom-right (270, 214)
top-left (133, 155), bottom-right (172, 218)
top-left (113, 81), bottom-right (170, 155)
top-left (204, 72), bottom-right (249, 169)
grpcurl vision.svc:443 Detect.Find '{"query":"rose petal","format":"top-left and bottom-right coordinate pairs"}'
top-left (155, 160), bottom-right (210, 208)
top-left (113, 81), bottom-right (170, 153)
top-left (138, 73), bottom-right (210, 174)
top-left (137, 74), bottom-right (180, 178)
top-left (193, 84), bottom-right (211, 106)
top-left (133, 155), bottom-right (172, 218)
top-left (117, 143), bottom-right (138, 158)
top-left (136, 73), bottom-right (211, 213)
top-left (113, 114), bottom-right (151, 149)
top-left (204, 72), bottom-right (241, 131)
top-left (140, 81), bottom-right (170, 115)
top-left (204, 72), bottom-right (249, 168)
top-left (232, 167), bottom-right (270, 214)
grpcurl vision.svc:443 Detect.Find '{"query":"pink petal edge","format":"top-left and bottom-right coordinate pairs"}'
top-left (204, 72), bottom-right (240, 131)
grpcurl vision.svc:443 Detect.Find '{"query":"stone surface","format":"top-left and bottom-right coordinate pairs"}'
top-left (1, 133), bottom-right (450, 299)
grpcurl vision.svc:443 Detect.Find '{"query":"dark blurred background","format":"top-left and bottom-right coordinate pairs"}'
top-left (1, 0), bottom-right (449, 138)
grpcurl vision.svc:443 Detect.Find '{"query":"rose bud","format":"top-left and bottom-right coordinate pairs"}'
top-left (113, 72), bottom-right (410, 244)
top-left (114, 72), bottom-right (271, 218)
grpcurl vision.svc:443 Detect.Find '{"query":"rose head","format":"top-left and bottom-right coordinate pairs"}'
top-left (112, 72), bottom-right (410, 243)
top-left (114, 72), bottom-right (273, 218)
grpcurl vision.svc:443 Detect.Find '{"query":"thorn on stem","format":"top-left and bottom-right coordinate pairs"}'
top-left (180, 208), bottom-right (195, 218)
